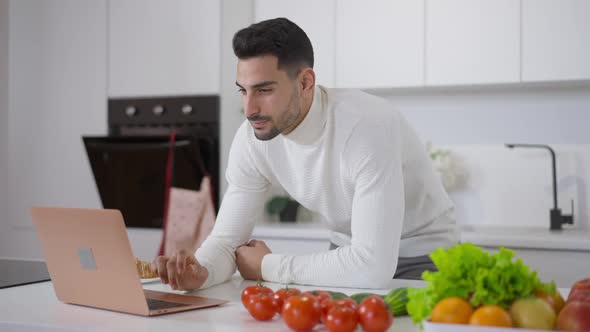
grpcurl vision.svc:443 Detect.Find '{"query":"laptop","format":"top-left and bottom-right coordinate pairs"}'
top-left (31, 206), bottom-right (227, 316)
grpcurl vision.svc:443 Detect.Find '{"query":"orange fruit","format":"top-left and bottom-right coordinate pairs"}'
top-left (431, 297), bottom-right (474, 324)
top-left (469, 305), bottom-right (513, 327)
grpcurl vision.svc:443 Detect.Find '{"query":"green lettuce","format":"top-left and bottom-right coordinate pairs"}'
top-left (407, 243), bottom-right (551, 326)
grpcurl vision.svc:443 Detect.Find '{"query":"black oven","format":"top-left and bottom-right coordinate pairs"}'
top-left (83, 95), bottom-right (219, 229)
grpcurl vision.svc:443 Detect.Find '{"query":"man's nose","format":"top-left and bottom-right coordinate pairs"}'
top-left (243, 95), bottom-right (259, 118)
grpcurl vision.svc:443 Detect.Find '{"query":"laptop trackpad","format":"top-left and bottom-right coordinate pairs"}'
top-left (144, 289), bottom-right (228, 309)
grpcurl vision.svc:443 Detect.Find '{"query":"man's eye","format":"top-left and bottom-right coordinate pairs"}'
top-left (258, 89), bottom-right (272, 93)
top-left (237, 88), bottom-right (246, 95)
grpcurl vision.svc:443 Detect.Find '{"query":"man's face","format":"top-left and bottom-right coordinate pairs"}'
top-left (236, 55), bottom-right (302, 141)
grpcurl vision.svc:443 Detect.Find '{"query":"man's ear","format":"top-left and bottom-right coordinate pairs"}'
top-left (299, 68), bottom-right (316, 96)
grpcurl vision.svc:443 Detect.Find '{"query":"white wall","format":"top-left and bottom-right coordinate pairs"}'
top-left (375, 84), bottom-right (590, 145)
top-left (0, 0), bottom-right (9, 256)
top-left (442, 144), bottom-right (587, 229)
top-left (4, 0), bottom-right (107, 259)
top-left (372, 84), bottom-right (590, 229)
top-left (219, 0), bottom-right (253, 196)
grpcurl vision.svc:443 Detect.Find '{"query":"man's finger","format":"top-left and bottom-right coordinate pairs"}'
top-left (176, 250), bottom-right (188, 274)
top-left (174, 273), bottom-right (185, 291)
top-left (186, 253), bottom-right (201, 268)
top-left (153, 256), bottom-right (169, 284)
top-left (176, 263), bottom-right (203, 291)
top-left (166, 257), bottom-right (178, 289)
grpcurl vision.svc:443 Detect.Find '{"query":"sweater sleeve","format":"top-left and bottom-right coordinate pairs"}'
top-left (195, 123), bottom-right (271, 289)
top-left (261, 118), bottom-right (404, 289)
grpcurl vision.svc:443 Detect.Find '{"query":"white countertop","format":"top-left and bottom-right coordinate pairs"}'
top-left (253, 221), bottom-right (590, 251)
top-left (0, 275), bottom-right (425, 332)
top-left (460, 224), bottom-right (590, 251)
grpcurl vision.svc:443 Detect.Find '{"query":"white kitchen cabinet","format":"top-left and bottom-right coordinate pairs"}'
top-left (5, 0), bottom-right (108, 258)
top-left (253, 0), bottom-right (336, 87)
top-left (335, 0), bottom-right (424, 88)
top-left (108, 0), bottom-right (220, 97)
top-left (522, 0), bottom-right (590, 82)
top-left (0, 0), bottom-right (8, 235)
top-left (426, 0), bottom-right (520, 85)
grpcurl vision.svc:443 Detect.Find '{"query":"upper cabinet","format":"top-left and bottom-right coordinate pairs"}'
top-left (253, 0), bottom-right (336, 87)
top-left (108, 0), bottom-right (220, 97)
top-left (426, 0), bottom-right (520, 86)
top-left (109, 1), bottom-right (590, 94)
top-left (522, 0), bottom-right (590, 82)
top-left (335, 0), bottom-right (424, 88)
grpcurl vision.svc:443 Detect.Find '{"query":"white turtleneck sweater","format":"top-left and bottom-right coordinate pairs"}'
top-left (195, 85), bottom-right (457, 289)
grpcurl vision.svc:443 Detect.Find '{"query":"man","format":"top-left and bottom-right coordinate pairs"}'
top-left (154, 17), bottom-right (457, 290)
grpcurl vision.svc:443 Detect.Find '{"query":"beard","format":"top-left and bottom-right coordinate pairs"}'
top-left (252, 87), bottom-right (301, 141)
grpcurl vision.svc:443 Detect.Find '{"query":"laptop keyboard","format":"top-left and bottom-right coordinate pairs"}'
top-left (146, 298), bottom-right (190, 310)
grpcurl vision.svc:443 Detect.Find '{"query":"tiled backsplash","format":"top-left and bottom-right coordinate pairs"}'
top-left (440, 144), bottom-right (588, 229)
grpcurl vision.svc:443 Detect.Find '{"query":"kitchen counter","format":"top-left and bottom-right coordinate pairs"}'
top-left (253, 221), bottom-right (590, 251)
top-left (0, 258), bottom-right (50, 289)
top-left (251, 222), bottom-right (590, 287)
top-left (460, 224), bottom-right (590, 251)
top-left (0, 274), bottom-right (425, 332)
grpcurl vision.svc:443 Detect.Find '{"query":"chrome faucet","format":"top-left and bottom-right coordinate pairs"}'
top-left (505, 144), bottom-right (574, 231)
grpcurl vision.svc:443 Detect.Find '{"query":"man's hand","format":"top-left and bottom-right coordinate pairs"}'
top-left (236, 239), bottom-right (271, 281)
top-left (152, 249), bottom-right (208, 291)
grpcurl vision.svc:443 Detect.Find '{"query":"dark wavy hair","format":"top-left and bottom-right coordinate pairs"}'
top-left (232, 17), bottom-right (314, 78)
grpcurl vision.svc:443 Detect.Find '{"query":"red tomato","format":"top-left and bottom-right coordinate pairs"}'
top-left (282, 294), bottom-right (321, 331)
top-left (304, 290), bottom-right (332, 303)
top-left (321, 298), bottom-right (358, 323)
top-left (273, 287), bottom-right (301, 313)
top-left (326, 305), bottom-right (358, 332)
top-left (357, 295), bottom-right (393, 332)
top-left (246, 293), bottom-right (277, 321)
top-left (241, 284), bottom-right (273, 308)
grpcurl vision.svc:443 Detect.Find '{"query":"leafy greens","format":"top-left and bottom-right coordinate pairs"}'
top-left (407, 243), bottom-right (555, 325)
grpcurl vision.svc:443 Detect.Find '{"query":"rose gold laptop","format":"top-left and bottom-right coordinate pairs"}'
top-left (30, 206), bottom-right (227, 316)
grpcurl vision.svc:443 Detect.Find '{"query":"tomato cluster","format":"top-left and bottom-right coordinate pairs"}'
top-left (241, 284), bottom-right (393, 332)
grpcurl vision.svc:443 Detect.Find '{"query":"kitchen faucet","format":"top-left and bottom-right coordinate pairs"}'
top-left (505, 144), bottom-right (574, 231)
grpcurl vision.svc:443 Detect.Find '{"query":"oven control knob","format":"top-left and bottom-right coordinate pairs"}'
top-left (125, 105), bottom-right (137, 117)
top-left (153, 104), bottom-right (165, 116)
top-left (181, 104), bottom-right (193, 115)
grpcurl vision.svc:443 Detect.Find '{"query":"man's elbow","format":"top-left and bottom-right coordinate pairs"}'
top-left (362, 263), bottom-right (396, 288)
top-left (355, 251), bottom-right (397, 288)
top-left (346, 245), bottom-right (398, 288)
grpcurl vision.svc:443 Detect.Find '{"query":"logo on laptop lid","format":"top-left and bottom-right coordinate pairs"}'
top-left (78, 248), bottom-right (97, 270)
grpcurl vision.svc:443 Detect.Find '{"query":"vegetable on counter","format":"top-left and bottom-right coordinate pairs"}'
top-left (325, 291), bottom-right (349, 300)
top-left (406, 243), bottom-right (557, 326)
top-left (348, 287), bottom-right (409, 317)
top-left (241, 285), bottom-right (399, 331)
